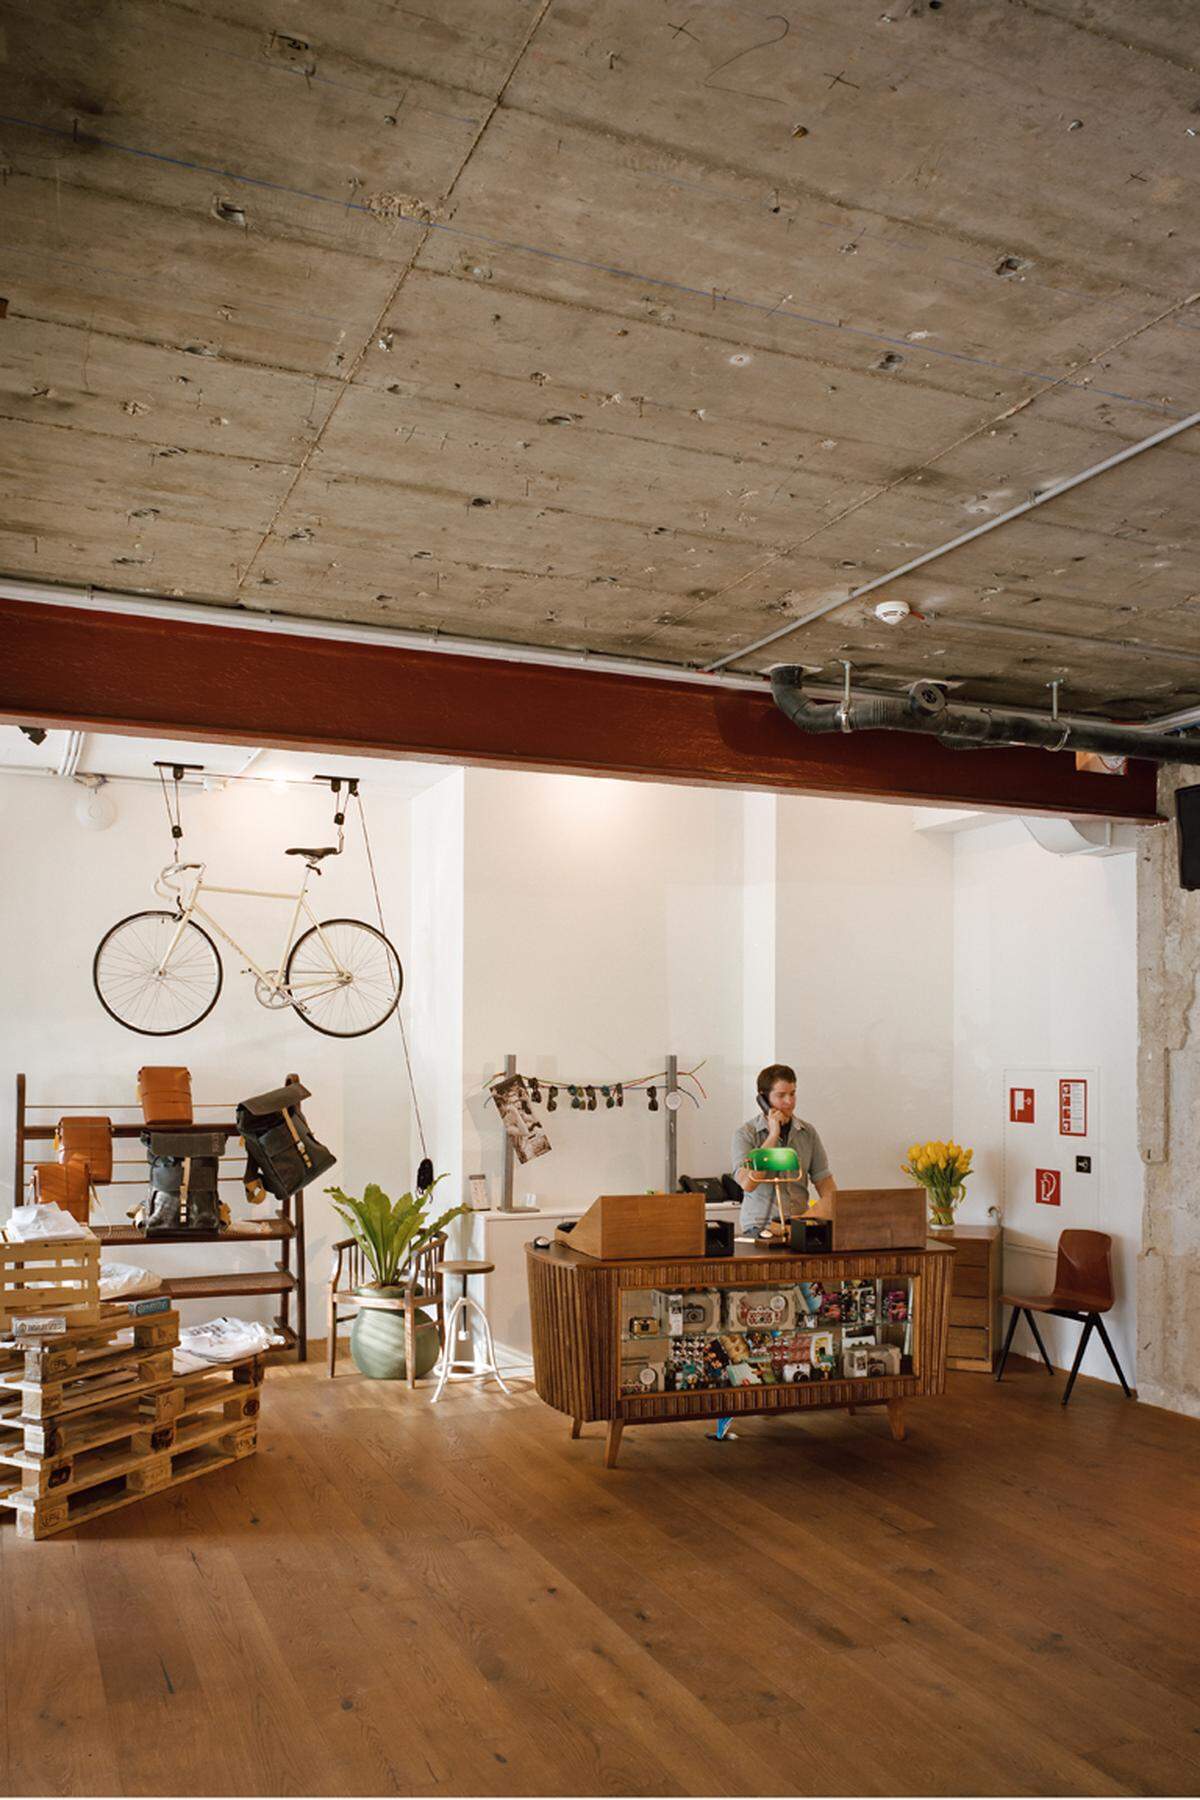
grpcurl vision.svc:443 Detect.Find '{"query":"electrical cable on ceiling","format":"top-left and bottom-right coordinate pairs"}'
top-left (351, 786), bottom-right (433, 1192)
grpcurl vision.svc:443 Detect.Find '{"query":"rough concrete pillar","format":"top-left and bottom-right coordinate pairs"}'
top-left (1137, 765), bottom-right (1200, 1418)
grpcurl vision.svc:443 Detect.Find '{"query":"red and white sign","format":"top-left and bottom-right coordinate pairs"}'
top-left (1009, 1087), bottom-right (1035, 1124)
top-left (1058, 1078), bottom-right (1088, 1137)
top-left (1035, 1168), bottom-right (1062, 1207)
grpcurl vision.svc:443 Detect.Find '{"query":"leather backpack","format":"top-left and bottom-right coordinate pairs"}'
top-left (237, 1082), bottom-right (335, 1201)
top-left (54, 1116), bottom-right (114, 1185)
top-left (33, 1157), bottom-right (91, 1223)
top-left (141, 1128), bottom-right (228, 1232)
top-left (138, 1066), bottom-right (193, 1128)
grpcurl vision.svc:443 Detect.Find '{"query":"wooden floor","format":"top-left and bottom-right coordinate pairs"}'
top-left (4, 1350), bottom-right (1200, 1799)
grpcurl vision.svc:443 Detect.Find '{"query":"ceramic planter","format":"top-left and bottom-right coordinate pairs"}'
top-left (349, 1284), bottom-right (440, 1381)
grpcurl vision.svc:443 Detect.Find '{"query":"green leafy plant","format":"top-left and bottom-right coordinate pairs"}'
top-left (326, 1177), bottom-right (467, 1288)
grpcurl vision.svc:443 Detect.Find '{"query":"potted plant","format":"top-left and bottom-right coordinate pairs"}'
top-left (327, 1178), bottom-right (467, 1380)
top-left (901, 1140), bottom-right (974, 1232)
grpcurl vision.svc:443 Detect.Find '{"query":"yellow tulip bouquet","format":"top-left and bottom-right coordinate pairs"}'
top-left (902, 1139), bottom-right (973, 1229)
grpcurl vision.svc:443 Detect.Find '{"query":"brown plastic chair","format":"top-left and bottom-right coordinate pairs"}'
top-left (327, 1233), bottom-right (446, 1387)
top-left (996, 1228), bottom-right (1131, 1406)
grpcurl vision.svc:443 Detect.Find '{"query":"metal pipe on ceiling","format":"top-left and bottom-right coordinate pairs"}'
top-left (702, 407), bottom-right (1200, 674)
top-left (0, 579), bottom-right (767, 695)
top-left (771, 666), bottom-right (1200, 767)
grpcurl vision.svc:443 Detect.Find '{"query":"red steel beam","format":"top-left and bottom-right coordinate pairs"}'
top-left (0, 599), bottom-right (1160, 819)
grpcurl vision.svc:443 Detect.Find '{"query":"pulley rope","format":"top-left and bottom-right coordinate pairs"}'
top-left (156, 764), bottom-right (185, 860)
top-left (352, 788), bottom-right (430, 1166)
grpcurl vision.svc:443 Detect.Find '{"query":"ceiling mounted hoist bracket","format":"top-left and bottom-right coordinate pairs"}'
top-left (1046, 681), bottom-right (1070, 752)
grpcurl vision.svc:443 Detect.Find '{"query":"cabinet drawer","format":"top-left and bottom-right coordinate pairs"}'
top-left (952, 1238), bottom-right (991, 1268)
top-left (950, 1296), bottom-right (991, 1330)
top-left (953, 1263), bottom-right (990, 1299)
top-left (948, 1325), bottom-right (989, 1361)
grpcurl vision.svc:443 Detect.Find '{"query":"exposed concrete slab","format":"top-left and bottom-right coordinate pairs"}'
top-left (1, 0), bottom-right (1197, 714)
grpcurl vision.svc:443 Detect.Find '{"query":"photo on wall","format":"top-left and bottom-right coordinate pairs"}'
top-left (492, 1074), bottom-right (552, 1164)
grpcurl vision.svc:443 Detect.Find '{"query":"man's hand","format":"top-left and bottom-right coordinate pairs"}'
top-left (763, 1108), bottom-right (787, 1144)
top-left (736, 1164), bottom-right (761, 1191)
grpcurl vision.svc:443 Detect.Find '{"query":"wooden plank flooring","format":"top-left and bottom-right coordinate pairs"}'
top-left (4, 1349), bottom-right (1200, 1798)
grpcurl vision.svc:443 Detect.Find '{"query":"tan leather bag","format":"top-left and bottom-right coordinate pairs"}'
top-left (138, 1066), bottom-right (193, 1127)
top-left (33, 1157), bottom-right (91, 1223)
top-left (54, 1115), bottom-right (114, 1185)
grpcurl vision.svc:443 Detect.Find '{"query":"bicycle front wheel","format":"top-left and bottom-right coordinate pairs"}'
top-left (285, 918), bottom-right (403, 1038)
top-left (93, 910), bottom-right (223, 1035)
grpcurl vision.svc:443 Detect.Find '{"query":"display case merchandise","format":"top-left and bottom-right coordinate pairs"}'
top-left (527, 1240), bottom-right (954, 1466)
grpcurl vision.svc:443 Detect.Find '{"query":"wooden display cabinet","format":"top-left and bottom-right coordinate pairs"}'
top-left (527, 1240), bottom-right (954, 1467)
top-left (944, 1223), bottom-right (1002, 1372)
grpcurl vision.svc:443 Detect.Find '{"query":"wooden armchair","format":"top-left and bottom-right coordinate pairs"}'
top-left (327, 1234), bottom-right (447, 1386)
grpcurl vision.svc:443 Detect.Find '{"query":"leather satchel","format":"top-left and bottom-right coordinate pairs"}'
top-left (142, 1128), bottom-right (228, 1232)
top-left (237, 1082), bottom-right (335, 1200)
top-left (138, 1066), bottom-right (193, 1128)
top-left (33, 1156), bottom-right (92, 1223)
top-left (54, 1116), bottom-right (114, 1185)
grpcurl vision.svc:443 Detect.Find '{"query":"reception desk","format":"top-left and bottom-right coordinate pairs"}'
top-left (527, 1239), bottom-right (955, 1467)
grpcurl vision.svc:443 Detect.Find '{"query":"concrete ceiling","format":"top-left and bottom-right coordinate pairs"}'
top-left (2, 0), bottom-right (1198, 720)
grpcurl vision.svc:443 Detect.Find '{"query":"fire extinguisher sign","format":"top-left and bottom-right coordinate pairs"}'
top-left (1058, 1078), bottom-right (1088, 1137)
top-left (1036, 1168), bottom-right (1062, 1207)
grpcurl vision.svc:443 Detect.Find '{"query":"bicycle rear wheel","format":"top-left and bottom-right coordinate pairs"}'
top-left (93, 910), bottom-right (223, 1035)
top-left (285, 918), bottom-right (402, 1038)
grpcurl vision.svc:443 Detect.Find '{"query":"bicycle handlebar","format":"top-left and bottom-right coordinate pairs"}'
top-left (154, 861), bottom-right (205, 901)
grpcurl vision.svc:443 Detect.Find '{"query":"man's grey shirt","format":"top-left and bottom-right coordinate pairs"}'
top-left (730, 1113), bottom-right (832, 1231)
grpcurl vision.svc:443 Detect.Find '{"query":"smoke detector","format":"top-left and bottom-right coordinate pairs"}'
top-left (874, 599), bottom-right (911, 625)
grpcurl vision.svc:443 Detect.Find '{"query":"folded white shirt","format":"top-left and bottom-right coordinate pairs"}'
top-left (4, 1204), bottom-right (96, 1243)
top-left (174, 1315), bottom-right (283, 1371)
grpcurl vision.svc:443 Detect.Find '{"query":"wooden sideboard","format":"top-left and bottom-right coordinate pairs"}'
top-left (944, 1223), bottom-right (1001, 1372)
top-left (526, 1239), bottom-right (955, 1467)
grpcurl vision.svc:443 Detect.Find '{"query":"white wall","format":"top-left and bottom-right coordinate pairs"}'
top-left (775, 794), bottom-right (956, 1188)
top-left (454, 776), bottom-right (958, 1210)
top-left (952, 819), bottom-right (1141, 1387)
top-left (0, 771), bottom-right (413, 1332)
top-left (459, 770), bottom-right (748, 1207)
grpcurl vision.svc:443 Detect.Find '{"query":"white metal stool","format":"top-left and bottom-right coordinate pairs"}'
top-left (430, 1260), bottom-right (512, 1402)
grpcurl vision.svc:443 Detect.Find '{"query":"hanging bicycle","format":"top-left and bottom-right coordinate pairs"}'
top-left (93, 768), bottom-right (403, 1038)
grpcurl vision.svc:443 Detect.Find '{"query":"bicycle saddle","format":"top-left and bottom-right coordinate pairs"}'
top-left (285, 845), bottom-right (340, 861)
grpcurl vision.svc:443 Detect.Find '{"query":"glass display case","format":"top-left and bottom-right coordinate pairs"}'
top-left (618, 1276), bottom-right (913, 1397)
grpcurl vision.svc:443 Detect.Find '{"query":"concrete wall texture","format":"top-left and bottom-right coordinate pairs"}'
top-left (1137, 769), bottom-right (1200, 1420)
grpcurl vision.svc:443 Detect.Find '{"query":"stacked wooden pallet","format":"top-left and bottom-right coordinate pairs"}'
top-left (0, 1304), bottom-right (262, 1539)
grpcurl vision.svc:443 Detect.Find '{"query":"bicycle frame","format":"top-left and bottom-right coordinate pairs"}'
top-left (153, 862), bottom-right (352, 1003)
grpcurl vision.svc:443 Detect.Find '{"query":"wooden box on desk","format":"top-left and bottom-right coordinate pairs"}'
top-left (832, 1187), bottom-right (926, 1251)
top-left (554, 1193), bottom-right (706, 1260)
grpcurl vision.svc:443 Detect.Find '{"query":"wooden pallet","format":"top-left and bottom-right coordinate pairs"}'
top-left (7, 1425), bottom-right (259, 1539)
top-left (0, 1369), bottom-right (261, 1496)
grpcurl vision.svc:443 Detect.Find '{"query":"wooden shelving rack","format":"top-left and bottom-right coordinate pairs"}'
top-left (13, 1074), bottom-right (308, 1361)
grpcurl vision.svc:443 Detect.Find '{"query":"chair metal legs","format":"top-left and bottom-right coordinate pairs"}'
top-left (1061, 1315), bottom-right (1095, 1406)
top-left (1024, 1309), bottom-right (1054, 1373)
top-left (1092, 1314), bottom-right (1133, 1399)
top-left (995, 1304), bottom-right (1021, 1380)
top-left (998, 1304), bottom-right (1133, 1406)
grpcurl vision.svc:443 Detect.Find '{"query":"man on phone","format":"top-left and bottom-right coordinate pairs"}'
top-left (732, 1063), bottom-right (837, 1238)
